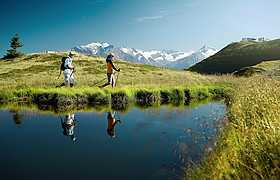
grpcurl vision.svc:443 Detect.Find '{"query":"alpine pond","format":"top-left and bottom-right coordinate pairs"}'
top-left (0, 102), bottom-right (227, 180)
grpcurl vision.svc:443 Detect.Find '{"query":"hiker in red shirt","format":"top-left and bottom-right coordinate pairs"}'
top-left (99, 53), bottom-right (120, 88)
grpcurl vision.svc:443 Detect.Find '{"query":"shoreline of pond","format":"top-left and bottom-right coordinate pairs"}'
top-left (0, 86), bottom-right (230, 111)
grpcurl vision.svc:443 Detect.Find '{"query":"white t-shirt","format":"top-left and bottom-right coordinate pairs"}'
top-left (64, 57), bottom-right (73, 74)
top-left (65, 113), bottom-right (75, 125)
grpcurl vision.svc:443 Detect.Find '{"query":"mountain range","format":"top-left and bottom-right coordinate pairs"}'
top-left (72, 43), bottom-right (218, 70)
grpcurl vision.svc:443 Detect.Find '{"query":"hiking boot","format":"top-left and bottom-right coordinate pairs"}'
top-left (98, 86), bottom-right (102, 89)
top-left (55, 85), bottom-right (61, 88)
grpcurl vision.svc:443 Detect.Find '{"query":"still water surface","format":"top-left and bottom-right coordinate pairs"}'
top-left (0, 102), bottom-right (227, 180)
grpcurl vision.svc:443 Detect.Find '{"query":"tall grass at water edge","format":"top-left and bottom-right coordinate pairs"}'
top-left (0, 86), bottom-right (227, 105)
top-left (184, 76), bottom-right (280, 179)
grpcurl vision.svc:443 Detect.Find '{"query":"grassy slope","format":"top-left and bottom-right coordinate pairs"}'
top-left (232, 59), bottom-right (280, 77)
top-left (0, 52), bottom-right (240, 94)
top-left (0, 52), bottom-right (226, 89)
top-left (0, 52), bottom-right (238, 102)
top-left (252, 59), bottom-right (280, 76)
top-left (187, 39), bottom-right (280, 74)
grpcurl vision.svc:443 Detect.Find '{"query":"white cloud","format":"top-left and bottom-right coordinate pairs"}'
top-left (129, 13), bottom-right (168, 24)
top-left (136, 15), bottom-right (164, 22)
top-left (128, 1), bottom-right (201, 25)
top-left (184, 1), bottom-right (201, 8)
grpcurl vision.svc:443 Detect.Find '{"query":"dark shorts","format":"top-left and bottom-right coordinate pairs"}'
top-left (107, 73), bottom-right (115, 85)
top-left (108, 111), bottom-right (115, 119)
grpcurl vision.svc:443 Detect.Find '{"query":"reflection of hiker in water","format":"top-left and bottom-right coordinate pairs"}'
top-left (60, 113), bottom-right (77, 141)
top-left (107, 111), bottom-right (121, 138)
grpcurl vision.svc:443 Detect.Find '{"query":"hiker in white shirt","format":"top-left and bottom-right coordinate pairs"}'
top-left (56, 52), bottom-right (76, 88)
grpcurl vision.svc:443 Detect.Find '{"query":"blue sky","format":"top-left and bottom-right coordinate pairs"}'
top-left (1, 0), bottom-right (280, 57)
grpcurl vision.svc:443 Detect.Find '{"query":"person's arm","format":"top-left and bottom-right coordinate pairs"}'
top-left (108, 58), bottom-right (120, 71)
top-left (113, 120), bottom-right (121, 127)
top-left (108, 120), bottom-right (121, 131)
top-left (66, 65), bottom-right (74, 70)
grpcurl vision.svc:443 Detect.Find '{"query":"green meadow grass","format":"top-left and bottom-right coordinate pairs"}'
top-left (252, 59), bottom-right (280, 77)
top-left (0, 52), bottom-right (238, 89)
top-left (0, 52), bottom-right (237, 102)
top-left (0, 85), bottom-right (226, 109)
top-left (232, 59), bottom-right (280, 77)
top-left (184, 76), bottom-right (280, 179)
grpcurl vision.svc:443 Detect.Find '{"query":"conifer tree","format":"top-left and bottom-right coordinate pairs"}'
top-left (3, 34), bottom-right (24, 59)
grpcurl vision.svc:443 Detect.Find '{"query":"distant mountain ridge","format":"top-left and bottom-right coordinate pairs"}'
top-left (72, 42), bottom-right (219, 70)
top-left (187, 39), bottom-right (280, 74)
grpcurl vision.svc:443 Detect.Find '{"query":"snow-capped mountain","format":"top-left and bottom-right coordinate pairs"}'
top-left (72, 42), bottom-right (219, 70)
top-left (163, 51), bottom-right (206, 69)
top-left (199, 44), bottom-right (217, 57)
top-left (164, 44), bottom-right (219, 69)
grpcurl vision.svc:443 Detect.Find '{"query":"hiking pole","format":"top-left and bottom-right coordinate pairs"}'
top-left (59, 115), bottom-right (63, 124)
top-left (91, 77), bottom-right (107, 87)
top-left (115, 71), bottom-right (120, 87)
top-left (58, 71), bottom-right (62, 79)
top-left (116, 112), bottom-right (120, 121)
